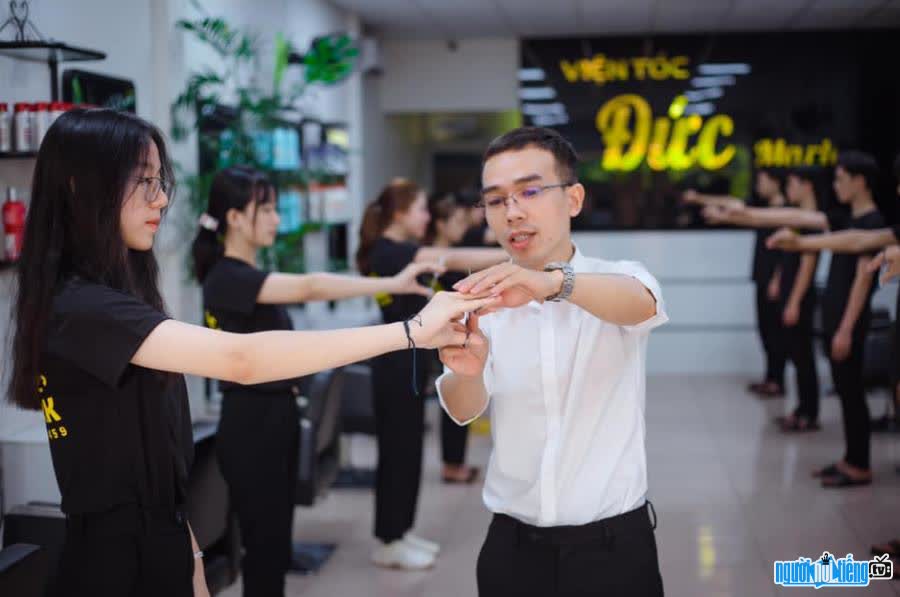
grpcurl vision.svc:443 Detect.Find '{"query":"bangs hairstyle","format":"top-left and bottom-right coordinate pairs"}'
top-left (10, 108), bottom-right (175, 409)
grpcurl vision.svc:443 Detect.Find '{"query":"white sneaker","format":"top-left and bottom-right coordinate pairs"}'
top-left (403, 532), bottom-right (441, 555)
top-left (371, 540), bottom-right (436, 570)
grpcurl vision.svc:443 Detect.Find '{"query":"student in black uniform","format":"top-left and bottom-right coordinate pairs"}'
top-left (769, 159), bottom-right (900, 556)
top-left (357, 179), bottom-right (507, 570)
top-left (459, 190), bottom-right (499, 248)
top-left (692, 151), bottom-right (885, 487)
top-left (691, 169), bottom-right (823, 430)
top-left (686, 168), bottom-right (787, 398)
top-left (425, 193), bottom-right (481, 484)
top-left (768, 156), bottom-right (900, 433)
top-left (192, 166), bottom-right (443, 597)
top-left (8, 109), bottom-right (496, 597)
top-left (871, 244), bottom-right (900, 282)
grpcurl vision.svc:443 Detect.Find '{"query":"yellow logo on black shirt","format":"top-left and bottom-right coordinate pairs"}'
top-left (370, 273), bottom-right (393, 308)
top-left (37, 374), bottom-right (67, 441)
top-left (204, 310), bottom-right (220, 330)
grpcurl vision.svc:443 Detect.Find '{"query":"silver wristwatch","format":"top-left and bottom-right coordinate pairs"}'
top-left (543, 262), bottom-right (575, 302)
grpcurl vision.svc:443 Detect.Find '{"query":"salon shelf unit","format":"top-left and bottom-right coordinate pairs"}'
top-left (0, 41), bottom-right (106, 101)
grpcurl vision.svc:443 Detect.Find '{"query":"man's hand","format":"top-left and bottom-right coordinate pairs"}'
top-left (452, 262), bottom-right (563, 309)
top-left (768, 227), bottom-right (801, 251)
top-left (831, 328), bottom-right (852, 362)
top-left (438, 312), bottom-right (489, 378)
top-left (867, 245), bottom-right (900, 285)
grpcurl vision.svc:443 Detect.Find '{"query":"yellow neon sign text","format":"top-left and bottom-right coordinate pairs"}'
top-left (561, 54), bottom-right (690, 86)
top-left (754, 138), bottom-right (837, 167)
top-left (596, 94), bottom-right (736, 172)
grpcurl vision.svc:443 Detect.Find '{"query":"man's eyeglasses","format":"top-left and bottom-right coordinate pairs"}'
top-left (477, 182), bottom-right (574, 210)
top-left (132, 176), bottom-right (171, 205)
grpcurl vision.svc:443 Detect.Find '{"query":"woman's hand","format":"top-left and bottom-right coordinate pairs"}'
top-left (391, 261), bottom-right (446, 297)
top-left (831, 328), bottom-right (852, 362)
top-left (767, 273), bottom-right (781, 301)
top-left (767, 227), bottom-right (801, 251)
top-left (868, 245), bottom-right (900, 285)
top-left (410, 292), bottom-right (499, 349)
top-left (193, 567), bottom-right (211, 597)
top-left (783, 302), bottom-right (800, 327)
top-left (188, 524), bottom-right (210, 597)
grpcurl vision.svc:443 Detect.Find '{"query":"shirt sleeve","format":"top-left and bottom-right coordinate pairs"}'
top-left (826, 209), bottom-right (851, 232)
top-left (436, 316), bottom-right (494, 426)
top-left (370, 240), bottom-right (420, 277)
top-left (48, 282), bottom-right (169, 388)
top-left (612, 261), bottom-right (669, 334)
top-left (205, 261), bottom-right (269, 315)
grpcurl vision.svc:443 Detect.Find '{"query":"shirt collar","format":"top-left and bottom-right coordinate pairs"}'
top-left (569, 243), bottom-right (589, 273)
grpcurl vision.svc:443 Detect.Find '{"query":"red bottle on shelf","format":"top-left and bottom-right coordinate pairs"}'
top-left (3, 187), bottom-right (26, 261)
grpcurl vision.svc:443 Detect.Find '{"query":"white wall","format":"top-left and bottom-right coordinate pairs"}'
top-left (0, 0), bottom-right (358, 512)
top-left (380, 38), bottom-right (519, 113)
top-left (0, 0), bottom-right (161, 438)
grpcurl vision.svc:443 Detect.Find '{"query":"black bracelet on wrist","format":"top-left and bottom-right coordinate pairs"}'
top-left (403, 316), bottom-right (422, 396)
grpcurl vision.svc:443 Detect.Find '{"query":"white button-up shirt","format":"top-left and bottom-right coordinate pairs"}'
top-left (437, 248), bottom-right (667, 527)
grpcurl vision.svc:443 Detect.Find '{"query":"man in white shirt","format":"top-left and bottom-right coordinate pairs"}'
top-left (438, 127), bottom-right (667, 596)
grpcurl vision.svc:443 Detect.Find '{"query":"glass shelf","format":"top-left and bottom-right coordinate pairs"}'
top-left (0, 41), bottom-right (105, 63)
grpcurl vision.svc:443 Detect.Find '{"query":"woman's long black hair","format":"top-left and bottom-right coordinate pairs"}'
top-left (9, 108), bottom-right (175, 410)
top-left (191, 165), bottom-right (273, 283)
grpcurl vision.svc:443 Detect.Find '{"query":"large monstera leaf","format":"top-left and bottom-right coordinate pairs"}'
top-left (302, 34), bottom-right (359, 85)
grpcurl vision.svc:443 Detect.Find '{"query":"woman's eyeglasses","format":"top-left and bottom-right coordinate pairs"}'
top-left (132, 176), bottom-right (171, 205)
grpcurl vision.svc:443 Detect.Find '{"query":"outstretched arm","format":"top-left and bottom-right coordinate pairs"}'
top-left (416, 246), bottom-right (508, 272)
top-left (132, 293), bottom-right (498, 384)
top-left (768, 227), bottom-right (896, 253)
top-left (258, 261), bottom-right (443, 304)
top-left (704, 205), bottom-right (828, 230)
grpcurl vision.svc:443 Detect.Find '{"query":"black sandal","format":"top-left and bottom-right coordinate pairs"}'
top-left (780, 416), bottom-right (820, 433)
top-left (821, 471), bottom-right (872, 488)
top-left (871, 539), bottom-right (900, 557)
top-left (812, 463), bottom-right (840, 478)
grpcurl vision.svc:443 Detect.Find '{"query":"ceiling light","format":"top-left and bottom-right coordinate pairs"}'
top-left (684, 88), bottom-right (723, 102)
top-left (684, 102), bottom-right (715, 116)
top-left (521, 102), bottom-right (566, 116)
top-left (519, 87), bottom-right (557, 101)
top-left (697, 63), bottom-right (751, 76)
top-left (690, 76), bottom-right (736, 88)
top-left (518, 68), bottom-right (546, 81)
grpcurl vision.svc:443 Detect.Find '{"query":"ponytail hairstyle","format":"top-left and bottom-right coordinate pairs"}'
top-left (356, 178), bottom-right (422, 274)
top-left (425, 192), bottom-right (462, 245)
top-left (191, 165), bottom-right (273, 283)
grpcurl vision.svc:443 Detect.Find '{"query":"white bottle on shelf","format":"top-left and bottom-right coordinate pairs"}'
top-left (14, 103), bottom-right (33, 152)
top-left (0, 103), bottom-right (11, 152)
top-left (33, 103), bottom-right (50, 148)
top-left (49, 102), bottom-right (65, 125)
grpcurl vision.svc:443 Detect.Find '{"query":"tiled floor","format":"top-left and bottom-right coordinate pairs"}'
top-left (220, 374), bottom-right (900, 597)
